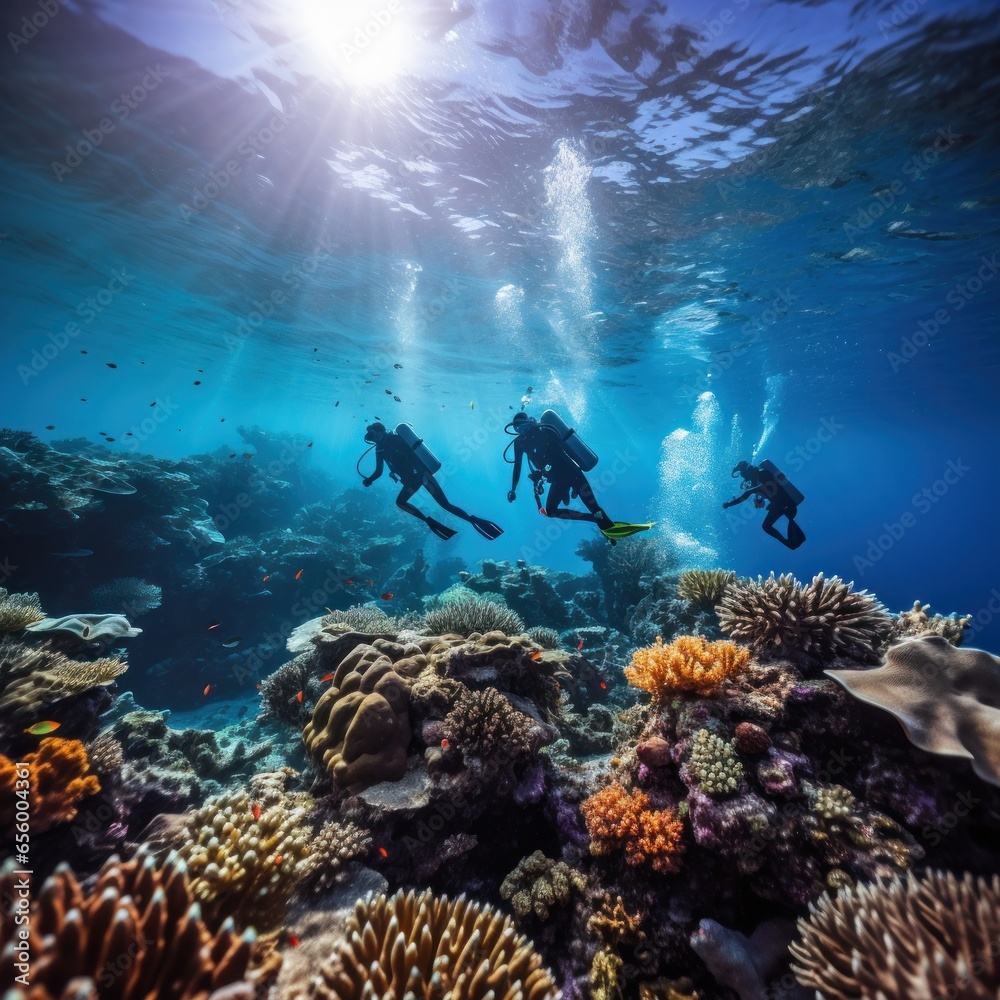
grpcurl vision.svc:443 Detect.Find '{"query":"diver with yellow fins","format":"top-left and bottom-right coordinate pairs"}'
top-left (505, 409), bottom-right (653, 544)
top-left (360, 422), bottom-right (504, 541)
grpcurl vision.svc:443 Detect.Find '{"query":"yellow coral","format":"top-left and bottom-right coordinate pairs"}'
top-left (582, 784), bottom-right (685, 874)
top-left (625, 635), bottom-right (749, 701)
top-left (0, 737), bottom-right (100, 835)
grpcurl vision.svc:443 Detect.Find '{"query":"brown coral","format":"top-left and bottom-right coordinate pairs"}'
top-left (790, 869), bottom-right (1000, 1000)
top-left (582, 784), bottom-right (686, 874)
top-left (312, 889), bottom-right (559, 1000)
top-left (0, 849), bottom-right (276, 999)
top-left (441, 686), bottom-right (537, 760)
top-left (625, 635), bottom-right (749, 702)
top-left (826, 634), bottom-right (1000, 786)
top-left (889, 600), bottom-right (971, 645)
top-left (717, 572), bottom-right (892, 669)
top-left (0, 588), bottom-right (45, 633)
top-left (0, 738), bottom-right (100, 835)
top-left (676, 569), bottom-right (737, 606)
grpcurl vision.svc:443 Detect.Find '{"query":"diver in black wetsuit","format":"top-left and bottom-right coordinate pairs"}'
top-left (361, 422), bottom-right (503, 541)
top-left (723, 460), bottom-right (805, 550)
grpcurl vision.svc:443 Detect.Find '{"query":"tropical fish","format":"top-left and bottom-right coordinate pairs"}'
top-left (378, 847), bottom-right (388, 858)
top-left (440, 738), bottom-right (450, 749)
top-left (45, 424), bottom-right (54, 430)
top-left (252, 803), bottom-right (261, 820)
top-left (274, 855), bottom-right (283, 865)
top-left (194, 380), bottom-right (202, 385)
top-left (394, 363), bottom-right (402, 369)
top-left (203, 684), bottom-right (211, 696)
top-left (320, 672), bottom-right (335, 682)
top-left (221, 636), bottom-right (241, 648)
top-left (335, 400), bottom-right (340, 406)
top-left (469, 401), bottom-right (474, 409)
top-left (261, 575), bottom-right (270, 583)
top-left (106, 362), bottom-right (117, 368)
top-left (599, 680), bottom-right (607, 689)
top-left (207, 621), bottom-right (221, 630)
top-left (393, 395), bottom-right (401, 402)
top-left (287, 934), bottom-right (300, 948)
top-left (296, 690), bottom-right (304, 703)
top-left (529, 650), bottom-right (542, 661)
top-left (25, 721), bottom-right (60, 735)
top-left (346, 578), bottom-right (354, 585)
top-left (307, 441), bottom-right (313, 447)
top-left (577, 639), bottom-right (584, 650)
top-left (295, 569), bottom-right (304, 580)
top-left (380, 592), bottom-right (394, 600)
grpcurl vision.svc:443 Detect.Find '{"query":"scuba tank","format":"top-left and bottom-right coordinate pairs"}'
top-left (539, 409), bottom-right (598, 472)
top-left (758, 459), bottom-right (804, 506)
top-left (393, 423), bottom-right (442, 476)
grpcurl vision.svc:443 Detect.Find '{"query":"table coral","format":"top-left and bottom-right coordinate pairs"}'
top-left (0, 848), bottom-right (277, 999)
top-left (0, 737), bottom-right (100, 835)
top-left (582, 783), bottom-right (686, 873)
top-left (625, 635), bottom-right (750, 701)
top-left (312, 889), bottom-right (559, 1000)
top-left (500, 850), bottom-right (586, 921)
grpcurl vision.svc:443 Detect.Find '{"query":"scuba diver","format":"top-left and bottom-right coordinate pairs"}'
top-left (360, 422), bottom-right (504, 541)
top-left (723, 460), bottom-right (805, 550)
top-left (505, 409), bottom-right (653, 544)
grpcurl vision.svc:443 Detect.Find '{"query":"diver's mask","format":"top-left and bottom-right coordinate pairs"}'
top-left (364, 422), bottom-right (386, 444)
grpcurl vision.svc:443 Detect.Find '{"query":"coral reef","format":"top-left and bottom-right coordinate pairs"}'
top-left (689, 918), bottom-right (796, 1000)
top-left (422, 593), bottom-right (526, 637)
top-left (625, 635), bottom-right (750, 701)
top-left (458, 559), bottom-right (578, 632)
top-left (527, 625), bottom-right (562, 649)
top-left (676, 569), bottom-right (737, 607)
top-left (89, 576), bottom-right (163, 617)
top-left (0, 587), bottom-right (45, 633)
top-left (311, 889), bottom-right (559, 1000)
top-left (790, 869), bottom-right (1000, 1000)
top-left (0, 737), bottom-right (100, 835)
top-left (441, 686), bottom-right (538, 760)
top-left (718, 572), bottom-right (892, 670)
top-left (684, 730), bottom-right (744, 797)
top-left (827, 633), bottom-right (1000, 786)
top-left (500, 850), bottom-right (586, 921)
top-left (323, 603), bottom-right (402, 634)
top-left (0, 849), bottom-right (277, 998)
top-left (888, 600), bottom-right (971, 645)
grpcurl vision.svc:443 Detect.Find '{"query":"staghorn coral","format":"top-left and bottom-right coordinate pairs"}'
top-left (685, 730), bottom-right (744, 797)
top-left (311, 889), bottom-right (559, 1000)
top-left (323, 603), bottom-right (401, 635)
top-left (0, 587), bottom-right (45, 633)
top-left (422, 594), bottom-right (525, 637)
top-left (790, 869), bottom-right (1000, 1000)
top-left (500, 850), bottom-right (586, 921)
top-left (0, 848), bottom-right (276, 1000)
top-left (827, 634), bottom-right (1000, 786)
top-left (0, 738), bottom-right (100, 835)
top-left (89, 576), bottom-right (162, 617)
top-left (442, 686), bottom-right (537, 760)
top-left (625, 635), bottom-right (750, 702)
top-left (718, 572), bottom-right (892, 670)
top-left (677, 569), bottom-right (737, 606)
top-left (888, 600), bottom-right (971, 645)
top-left (581, 784), bottom-right (685, 874)
top-left (0, 640), bottom-right (127, 723)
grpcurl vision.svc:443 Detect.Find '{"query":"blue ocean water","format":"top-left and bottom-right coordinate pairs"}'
top-left (1, 0), bottom-right (999, 665)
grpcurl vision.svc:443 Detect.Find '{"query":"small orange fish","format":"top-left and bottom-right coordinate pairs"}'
top-left (380, 592), bottom-right (394, 600)
top-left (378, 846), bottom-right (388, 858)
top-left (25, 720), bottom-right (60, 736)
top-left (262, 574), bottom-right (270, 583)
top-left (287, 934), bottom-right (300, 948)
top-left (252, 803), bottom-right (261, 820)
top-left (203, 684), bottom-right (211, 696)
top-left (577, 639), bottom-right (584, 650)
top-left (441, 738), bottom-right (450, 749)
top-left (529, 650), bottom-right (542, 661)
top-left (296, 690), bottom-right (304, 703)
top-left (320, 672), bottom-right (335, 682)
top-left (256, 684), bottom-right (262, 690)
top-left (346, 578), bottom-right (354, 585)
top-left (295, 569), bottom-right (304, 580)
top-left (274, 855), bottom-right (283, 865)
top-left (599, 681), bottom-right (607, 690)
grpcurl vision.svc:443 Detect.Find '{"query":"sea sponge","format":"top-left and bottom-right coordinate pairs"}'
top-left (500, 850), bottom-right (586, 921)
top-left (0, 738), bottom-right (100, 835)
top-left (0, 587), bottom-right (45, 633)
top-left (677, 569), bottom-right (737, 606)
top-left (625, 635), bottom-right (750, 701)
top-left (0, 640), bottom-right (127, 723)
top-left (888, 600), bottom-right (970, 645)
top-left (89, 576), bottom-right (162, 617)
top-left (422, 594), bottom-right (526, 637)
top-left (685, 730), bottom-right (744, 797)
top-left (581, 783), bottom-right (686, 874)
top-left (441, 686), bottom-right (537, 760)
top-left (312, 889), bottom-right (559, 1000)
top-left (790, 869), bottom-right (1000, 1000)
top-left (717, 572), bottom-right (891, 669)
top-left (826, 633), bottom-right (1000, 786)
top-left (0, 849), bottom-right (276, 999)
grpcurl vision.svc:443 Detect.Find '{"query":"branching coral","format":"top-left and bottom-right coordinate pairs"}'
top-left (500, 850), bottom-right (586, 921)
top-left (0, 587), bottom-right (45, 633)
top-left (526, 625), bottom-right (561, 649)
top-left (685, 730), bottom-right (744, 797)
top-left (90, 576), bottom-right (163, 617)
top-left (312, 889), bottom-right (559, 1000)
top-left (581, 784), bottom-right (686, 874)
top-left (442, 686), bottom-right (537, 760)
top-left (625, 635), bottom-right (750, 701)
top-left (422, 594), bottom-right (526, 637)
top-left (301, 819), bottom-right (372, 893)
top-left (677, 569), bottom-right (737, 606)
top-left (718, 572), bottom-right (892, 669)
top-left (889, 600), bottom-right (970, 645)
top-left (790, 870), bottom-right (1000, 1000)
top-left (323, 603), bottom-right (400, 634)
top-left (0, 849), bottom-right (276, 999)
top-left (0, 738), bottom-right (100, 835)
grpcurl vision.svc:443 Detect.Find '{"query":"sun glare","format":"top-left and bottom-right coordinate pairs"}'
top-left (291, 0), bottom-right (413, 87)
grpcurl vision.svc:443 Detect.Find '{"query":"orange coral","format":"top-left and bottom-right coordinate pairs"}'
top-left (624, 635), bottom-right (749, 700)
top-left (581, 783), bottom-right (685, 873)
top-left (0, 737), bottom-right (100, 835)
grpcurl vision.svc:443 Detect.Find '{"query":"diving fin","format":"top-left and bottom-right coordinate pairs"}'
top-left (426, 517), bottom-right (458, 540)
top-left (600, 521), bottom-right (655, 541)
top-left (470, 516), bottom-right (504, 540)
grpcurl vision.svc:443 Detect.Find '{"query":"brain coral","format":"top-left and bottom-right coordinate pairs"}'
top-left (790, 869), bottom-right (1000, 1000)
top-left (312, 889), bottom-right (559, 1000)
top-left (717, 572), bottom-right (891, 670)
top-left (625, 635), bottom-right (750, 701)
